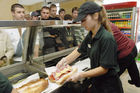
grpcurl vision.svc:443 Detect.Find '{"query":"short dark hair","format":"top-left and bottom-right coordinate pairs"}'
top-left (50, 4), bottom-right (57, 9)
top-left (64, 14), bottom-right (72, 20)
top-left (11, 3), bottom-right (24, 12)
top-left (59, 8), bottom-right (65, 14)
top-left (41, 6), bottom-right (50, 12)
top-left (72, 7), bottom-right (79, 13)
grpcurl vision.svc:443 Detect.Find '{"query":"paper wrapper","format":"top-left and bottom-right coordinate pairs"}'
top-left (13, 73), bottom-right (40, 88)
top-left (43, 58), bottom-right (90, 93)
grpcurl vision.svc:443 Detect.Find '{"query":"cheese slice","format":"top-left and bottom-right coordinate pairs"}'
top-left (55, 66), bottom-right (72, 78)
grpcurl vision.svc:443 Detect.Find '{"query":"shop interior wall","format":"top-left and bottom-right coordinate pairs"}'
top-left (0, 0), bottom-right (18, 20)
top-left (24, 2), bottom-right (43, 14)
top-left (60, 0), bottom-right (85, 15)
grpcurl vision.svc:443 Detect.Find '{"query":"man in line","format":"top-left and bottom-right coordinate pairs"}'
top-left (11, 3), bottom-right (25, 21)
top-left (59, 8), bottom-right (65, 20)
top-left (72, 7), bottom-right (78, 20)
top-left (40, 6), bottom-right (50, 20)
top-left (2, 3), bottom-right (25, 62)
top-left (31, 11), bottom-right (39, 20)
top-left (49, 4), bottom-right (60, 20)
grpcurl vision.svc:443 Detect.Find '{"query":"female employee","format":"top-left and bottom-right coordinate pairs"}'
top-left (56, 1), bottom-right (124, 93)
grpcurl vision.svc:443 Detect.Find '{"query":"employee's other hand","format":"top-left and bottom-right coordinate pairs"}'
top-left (11, 88), bottom-right (19, 93)
top-left (67, 72), bottom-right (83, 83)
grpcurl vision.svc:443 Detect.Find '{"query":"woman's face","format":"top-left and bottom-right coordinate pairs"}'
top-left (81, 14), bottom-right (98, 31)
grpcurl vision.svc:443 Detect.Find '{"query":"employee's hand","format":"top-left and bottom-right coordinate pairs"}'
top-left (56, 58), bottom-right (67, 70)
top-left (67, 72), bottom-right (83, 83)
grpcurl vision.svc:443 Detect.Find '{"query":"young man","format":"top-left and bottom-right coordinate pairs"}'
top-left (40, 6), bottom-right (50, 20)
top-left (72, 7), bottom-right (79, 20)
top-left (2, 3), bottom-right (25, 59)
top-left (59, 8), bottom-right (65, 20)
top-left (11, 3), bottom-right (25, 20)
top-left (49, 4), bottom-right (60, 20)
top-left (31, 11), bottom-right (39, 20)
top-left (10, 3), bottom-right (26, 58)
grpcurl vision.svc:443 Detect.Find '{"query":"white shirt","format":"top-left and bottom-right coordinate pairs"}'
top-left (2, 28), bottom-right (26, 53)
top-left (0, 30), bottom-right (14, 60)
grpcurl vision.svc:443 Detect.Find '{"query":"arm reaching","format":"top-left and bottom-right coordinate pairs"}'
top-left (67, 66), bottom-right (108, 82)
top-left (56, 47), bottom-right (81, 69)
top-left (81, 66), bottom-right (108, 78)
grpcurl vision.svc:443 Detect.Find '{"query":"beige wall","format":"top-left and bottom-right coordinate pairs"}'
top-left (24, 2), bottom-right (43, 14)
top-left (0, 0), bottom-right (42, 20)
top-left (60, 0), bottom-right (85, 14)
top-left (0, 0), bottom-right (18, 20)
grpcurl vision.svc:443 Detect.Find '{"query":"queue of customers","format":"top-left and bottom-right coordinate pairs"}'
top-left (0, 3), bottom-right (82, 65)
top-left (28, 4), bottom-right (79, 21)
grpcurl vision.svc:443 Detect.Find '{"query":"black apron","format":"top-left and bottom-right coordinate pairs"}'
top-left (91, 74), bottom-right (124, 93)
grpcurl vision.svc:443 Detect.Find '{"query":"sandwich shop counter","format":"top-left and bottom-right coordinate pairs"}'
top-left (0, 20), bottom-right (91, 93)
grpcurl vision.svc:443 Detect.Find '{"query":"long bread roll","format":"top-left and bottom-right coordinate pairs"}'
top-left (49, 65), bottom-right (77, 85)
top-left (17, 79), bottom-right (48, 93)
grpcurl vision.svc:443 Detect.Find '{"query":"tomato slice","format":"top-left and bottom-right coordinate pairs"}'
top-left (50, 74), bottom-right (55, 80)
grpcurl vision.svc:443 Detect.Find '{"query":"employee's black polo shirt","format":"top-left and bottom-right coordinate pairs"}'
top-left (78, 25), bottom-right (119, 78)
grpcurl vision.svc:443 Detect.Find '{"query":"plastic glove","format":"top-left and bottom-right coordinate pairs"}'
top-left (56, 57), bottom-right (67, 70)
top-left (67, 72), bottom-right (83, 83)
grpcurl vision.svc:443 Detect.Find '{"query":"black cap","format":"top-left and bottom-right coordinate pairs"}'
top-left (31, 11), bottom-right (39, 17)
top-left (73, 1), bottom-right (102, 22)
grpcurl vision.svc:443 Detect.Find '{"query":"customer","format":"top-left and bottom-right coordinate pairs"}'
top-left (58, 14), bottom-right (74, 49)
top-left (49, 4), bottom-right (60, 20)
top-left (25, 14), bottom-right (31, 20)
top-left (71, 7), bottom-right (85, 45)
top-left (0, 72), bottom-right (18, 93)
top-left (57, 1), bottom-right (124, 93)
top-left (31, 11), bottom-right (39, 20)
top-left (5, 3), bottom-right (26, 58)
top-left (40, 6), bottom-right (50, 20)
top-left (64, 14), bottom-right (72, 20)
top-left (59, 8), bottom-right (65, 20)
top-left (72, 7), bottom-right (78, 20)
top-left (35, 6), bottom-right (51, 56)
top-left (40, 6), bottom-right (58, 54)
top-left (11, 3), bottom-right (25, 20)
